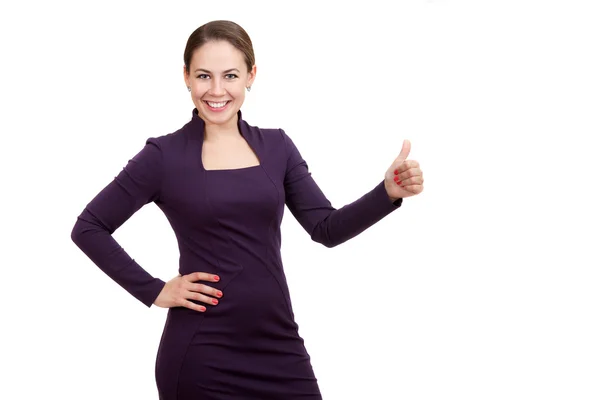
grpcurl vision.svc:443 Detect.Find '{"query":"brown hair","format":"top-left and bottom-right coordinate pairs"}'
top-left (184, 20), bottom-right (255, 75)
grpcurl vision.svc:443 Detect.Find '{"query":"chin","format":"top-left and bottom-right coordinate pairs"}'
top-left (198, 104), bottom-right (238, 126)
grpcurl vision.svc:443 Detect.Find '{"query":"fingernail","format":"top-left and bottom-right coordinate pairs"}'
top-left (216, 291), bottom-right (223, 298)
top-left (214, 276), bottom-right (220, 281)
top-left (212, 299), bottom-right (219, 305)
top-left (397, 181), bottom-right (402, 185)
top-left (393, 176), bottom-right (399, 182)
top-left (394, 170), bottom-right (398, 175)
top-left (200, 306), bottom-right (206, 312)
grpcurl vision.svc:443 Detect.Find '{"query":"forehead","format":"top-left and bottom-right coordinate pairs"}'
top-left (190, 40), bottom-right (245, 69)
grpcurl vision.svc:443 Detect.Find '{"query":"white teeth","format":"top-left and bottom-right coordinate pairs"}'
top-left (207, 101), bottom-right (228, 108)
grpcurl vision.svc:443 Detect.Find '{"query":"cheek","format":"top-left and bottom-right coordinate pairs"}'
top-left (235, 91), bottom-right (246, 101)
top-left (191, 84), bottom-right (204, 95)
top-left (231, 83), bottom-right (247, 96)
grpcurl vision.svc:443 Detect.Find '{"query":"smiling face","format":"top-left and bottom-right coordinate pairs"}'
top-left (184, 40), bottom-right (256, 129)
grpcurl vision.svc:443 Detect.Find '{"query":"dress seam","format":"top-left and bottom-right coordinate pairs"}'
top-left (260, 164), bottom-right (296, 320)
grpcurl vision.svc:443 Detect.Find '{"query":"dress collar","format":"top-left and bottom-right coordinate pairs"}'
top-left (190, 108), bottom-right (248, 142)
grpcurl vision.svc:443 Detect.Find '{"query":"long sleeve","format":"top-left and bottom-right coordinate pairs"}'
top-left (281, 129), bottom-right (402, 248)
top-left (70, 138), bottom-right (166, 307)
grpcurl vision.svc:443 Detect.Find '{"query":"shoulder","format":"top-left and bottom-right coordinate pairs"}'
top-left (241, 119), bottom-right (295, 155)
top-left (242, 119), bottom-right (281, 138)
top-left (144, 118), bottom-right (195, 153)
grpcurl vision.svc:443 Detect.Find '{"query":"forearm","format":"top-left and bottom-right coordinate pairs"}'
top-left (71, 208), bottom-right (165, 307)
top-left (309, 180), bottom-right (402, 248)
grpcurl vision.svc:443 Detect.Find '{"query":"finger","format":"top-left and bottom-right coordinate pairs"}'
top-left (397, 176), bottom-right (424, 186)
top-left (187, 282), bottom-right (223, 298)
top-left (185, 290), bottom-right (220, 306)
top-left (182, 300), bottom-right (207, 312)
top-left (395, 166), bottom-right (421, 181)
top-left (394, 176), bottom-right (408, 185)
top-left (401, 184), bottom-right (424, 194)
top-left (394, 160), bottom-right (419, 175)
top-left (184, 271), bottom-right (220, 283)
top-left (396, 140), bottom-right (411, 163)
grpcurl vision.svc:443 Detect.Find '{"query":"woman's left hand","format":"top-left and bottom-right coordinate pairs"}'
top-left (384, 140), bottom-right (424, 201)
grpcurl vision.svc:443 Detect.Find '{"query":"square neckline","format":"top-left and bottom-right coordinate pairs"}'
top-left (200, 138), bottom-right (261, 172)
top-left (192, 108), bottom-right (262, 172)
top-left (203, 164), bottom-right (262, 172)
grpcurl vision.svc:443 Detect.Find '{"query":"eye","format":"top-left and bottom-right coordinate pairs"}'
top-left (196, 74), bottom-right (209, 79)
top-left (225, 74), bottom-right (238, 79)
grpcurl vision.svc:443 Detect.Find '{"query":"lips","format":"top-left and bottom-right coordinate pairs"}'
top-left (204, 100), bottom-right (231, 111)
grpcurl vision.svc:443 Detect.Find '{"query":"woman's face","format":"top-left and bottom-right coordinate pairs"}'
top-left (184, 40), bottom-right (256, 128)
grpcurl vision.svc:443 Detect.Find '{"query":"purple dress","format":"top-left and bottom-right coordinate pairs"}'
top-left (71, 109), bottom-right (402, 399)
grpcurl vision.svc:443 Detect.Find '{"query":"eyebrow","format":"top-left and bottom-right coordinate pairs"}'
top-left (194, 68), bottom-right (240, 73)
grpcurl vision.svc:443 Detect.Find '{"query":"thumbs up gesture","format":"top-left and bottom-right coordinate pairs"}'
top-left (384, 140), bottom-right (424, 201)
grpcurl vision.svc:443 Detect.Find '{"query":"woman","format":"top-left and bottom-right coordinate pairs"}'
top-left (71, 20), bottom-right (424, 400)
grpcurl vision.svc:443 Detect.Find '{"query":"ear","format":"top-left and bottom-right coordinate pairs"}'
top-left (247, 65), bottom-right (257, 87)
top-left (183, 65), bottom-right (190, 87)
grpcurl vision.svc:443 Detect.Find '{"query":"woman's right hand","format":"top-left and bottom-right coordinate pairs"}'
top-left (153, 272), bottom-right (223, 312)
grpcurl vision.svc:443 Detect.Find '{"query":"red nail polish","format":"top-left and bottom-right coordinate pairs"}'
top-left (214, 276), bottom-right (220, 281)
top-left (397, 181), bottom-right (402, 185)
top-left (212, 299), bottom-right (219, 305)
top-left (200, 306), bottom-right (206, 311)
top-left (393, 176), bottom-right (399, 182)
top-left (394, 170), bottom-right (398, 175)
top-left (216, 291), bottom-right (223, 298)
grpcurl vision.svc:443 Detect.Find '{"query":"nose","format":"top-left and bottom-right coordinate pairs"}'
top-left (208, 78), bottom-right (226, 97)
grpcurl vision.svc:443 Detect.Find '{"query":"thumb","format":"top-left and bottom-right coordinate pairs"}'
top-left (396, 139), bottom-right (411, 163)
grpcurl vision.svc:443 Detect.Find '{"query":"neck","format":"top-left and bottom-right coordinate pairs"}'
top-left (203, 114), bottom-right (241, 142)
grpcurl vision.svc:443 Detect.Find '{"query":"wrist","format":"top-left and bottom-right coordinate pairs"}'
top-left (384, 181), bottom-right (397, 201)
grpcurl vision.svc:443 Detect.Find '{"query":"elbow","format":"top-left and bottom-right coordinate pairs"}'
top-left (70, 211), bottom-right (104, 248)
top-left (314, 237), bottom-right (347, 248)
top-left (323, 241), bottom-right (339, 248)
top-left (310, 219), bottom-right (349, 248)
top-left (314, 238), bottom-right (337, 248)
top-left (310, 229), bottom-right (342, 248)
top-left (70, 218), bottom-right (85, 247)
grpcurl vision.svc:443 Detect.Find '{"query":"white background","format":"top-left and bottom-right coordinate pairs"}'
top-left (1, 0), bottom-right (599, 399)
